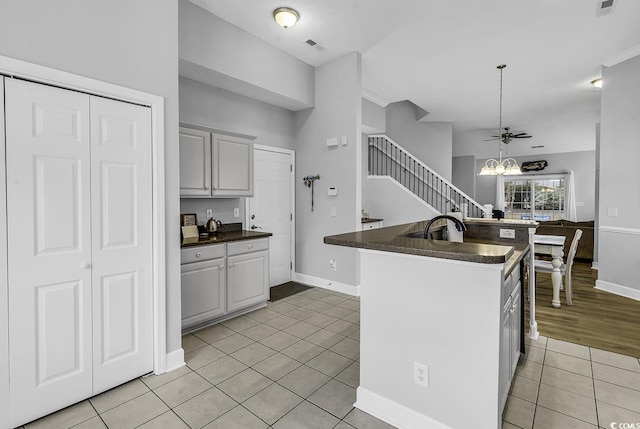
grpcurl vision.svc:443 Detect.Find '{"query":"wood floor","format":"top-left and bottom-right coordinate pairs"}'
top-left (524, 260), bottom-right (640, 358)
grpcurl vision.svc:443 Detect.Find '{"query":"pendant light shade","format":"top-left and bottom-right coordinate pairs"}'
top-left (273, 7), bottom-right (299, 28)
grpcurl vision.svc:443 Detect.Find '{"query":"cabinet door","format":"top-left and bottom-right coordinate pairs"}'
top-left (90, 97), bottom-right (154, 394)
top-left (5, 79), bottom-right (93, 426)
top-left (499, 295), bottom-right (512, 414)
top-left (227, 250), bottom-right (269, 312)
top-left (212, 133), bottom-right (254, 197)
top-left (181, 258), bottom-right (226, 328)
top-left (180, 127), bottom-right (212, 197)
top-left (510, 282), bottom-right (522, 377)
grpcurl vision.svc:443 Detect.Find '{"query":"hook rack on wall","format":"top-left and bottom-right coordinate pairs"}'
top-left (303, 174), bottom-right (321, 211)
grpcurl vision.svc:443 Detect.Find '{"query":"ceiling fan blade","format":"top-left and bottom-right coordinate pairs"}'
top-left (482, 137), bottom-right (500, 141)
top-left (514, 135), bottom-right (532, 138)
top-left (512, 132), bottom-right (528, 137)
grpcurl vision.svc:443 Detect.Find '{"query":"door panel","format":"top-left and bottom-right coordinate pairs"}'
top-left (6, 78), bottom-right (93, 427)
top-left (36, 280), bottom-right (86, 385)
top-left (90, 96), bottom-right (153, 393)
top-left (248, 149), bottom-right (293, 286)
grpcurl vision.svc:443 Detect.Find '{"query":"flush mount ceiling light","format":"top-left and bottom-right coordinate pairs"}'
top-left (591, 78), bottom-right (603, 89)
top-left (479, 64), bottom-right (522, 176)
top-left (273, 7), bottom-right (299, 28)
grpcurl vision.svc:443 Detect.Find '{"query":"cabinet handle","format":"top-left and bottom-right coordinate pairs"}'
top-left (248, 244), bottom-right (254, 249)
top-left (196, 251), bottom-right (202, 258)
top-left (79, 262), bottom-right (91, 269)
top-left (219, 265), bottom-right (224, 270)
top-left (228, 263), bottom-right (234, 268)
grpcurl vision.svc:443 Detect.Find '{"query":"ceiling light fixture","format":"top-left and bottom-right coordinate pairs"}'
top-left (591, 78), bottom-right (602, 89)
top-left (479, 64), bottom-right (522, 176)
top-left (273, 7), bottom-right (299, 28)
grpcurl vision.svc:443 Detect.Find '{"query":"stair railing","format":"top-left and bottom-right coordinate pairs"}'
top-left (368, 135), bottom-right (484, 218)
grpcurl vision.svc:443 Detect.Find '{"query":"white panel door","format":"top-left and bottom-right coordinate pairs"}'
top-left (5, 79), bottom-right (93, 427)
top-left (90, 97), bottom-right (153, 393)
top-left (247, 149), bottom-right (293, 286)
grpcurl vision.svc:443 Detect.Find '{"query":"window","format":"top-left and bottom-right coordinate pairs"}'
top-left (502, 175), bottom-right (566, 221)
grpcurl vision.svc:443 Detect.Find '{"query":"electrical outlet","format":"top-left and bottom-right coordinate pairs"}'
top-left (499, 228), bottom-right (515, 239)
top-left (233, 207), bottom-right (240, 218)
top-left (329, 259), bottom-right (336, 271)
top-left (414, 362), bottom-right (429, 388)
top-left (206, 209), bottom-right (213, 218)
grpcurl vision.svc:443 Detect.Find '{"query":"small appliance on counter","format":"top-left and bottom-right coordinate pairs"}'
top-left (205, 218), bottom-right (222, 234)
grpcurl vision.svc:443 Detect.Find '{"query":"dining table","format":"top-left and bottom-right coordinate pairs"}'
top-left (534, 234), bottom-right (566, 308)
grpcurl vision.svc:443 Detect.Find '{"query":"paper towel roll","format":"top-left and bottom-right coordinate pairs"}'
top-left (446, 212), bottom-right (464, 243)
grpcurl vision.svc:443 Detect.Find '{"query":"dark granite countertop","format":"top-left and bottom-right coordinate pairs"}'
top-left (324, 219), bottom-right (532, 270)
top-left (181, 230), bottom-right (272, 248)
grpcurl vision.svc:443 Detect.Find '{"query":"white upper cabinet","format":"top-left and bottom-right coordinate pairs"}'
top-left (179, 124), bottom-right (255, 198)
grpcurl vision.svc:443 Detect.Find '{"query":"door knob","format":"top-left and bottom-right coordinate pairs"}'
top-left (79, 263), bottom-right (91, 269)
top-left (251, 225), bottom-right (262, 230)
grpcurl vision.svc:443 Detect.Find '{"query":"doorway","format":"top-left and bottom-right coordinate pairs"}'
top-left (247, 146), bottom-right (295, 287)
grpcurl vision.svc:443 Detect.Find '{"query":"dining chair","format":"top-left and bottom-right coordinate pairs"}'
top-left (533, 229), bottom-right (583, 305)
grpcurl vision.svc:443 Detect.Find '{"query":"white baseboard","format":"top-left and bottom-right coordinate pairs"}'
top-left (595, 280), bottom-right (640, 302)
top-left (292, 272), bottom-right (360, 296)
top-left (354, 387), bottom-right (452, 429)
top-left (163, 348), bottom-right (186, 374)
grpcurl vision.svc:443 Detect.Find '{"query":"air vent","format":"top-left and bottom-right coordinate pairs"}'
top-left (305, 39), bottom-right (324, 51)
top-left (595, 0), bottom-right (616, 16)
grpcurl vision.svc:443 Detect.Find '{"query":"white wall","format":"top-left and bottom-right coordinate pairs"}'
top-left (362, 98), bottom-right (386, 134)
top-left (597, 54), bottom-right (640, 298)
top-left (475, 150), bottom-right (597, 221)
top-left (294, 53), bottom-right (362, 287)
top-left (385, 101), bottom-right (453, 180)
top-left (0, 0), bottom-right (182, 358)
top-left (363, 177), bottom-right (439, 226)
top-left (179, 0), bottom-right (314, 111)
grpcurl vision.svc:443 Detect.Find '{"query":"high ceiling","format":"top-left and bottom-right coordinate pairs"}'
top-left (187, 0), bottom-right (640, 158)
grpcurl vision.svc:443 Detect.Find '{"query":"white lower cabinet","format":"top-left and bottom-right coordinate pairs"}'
top-left (181, 238), bottom-right (269, 330)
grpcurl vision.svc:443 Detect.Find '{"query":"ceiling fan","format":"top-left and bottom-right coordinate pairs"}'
top-left (483, 126), bottom-right (532, 144)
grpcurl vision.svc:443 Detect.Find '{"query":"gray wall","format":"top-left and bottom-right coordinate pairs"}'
top-left (385, 101), bottom-right (453, 180)
top-left (452, 155), bottom-right (477, 200)
top-left (179, 0), bottom-right (314, 110)
top-left (475, 150), bottom-right (596, 221)
top-left (0, 0), bottom-right (182, 355)
top-left (598, 54), bottom-right (640, 294)
top-left (295, 53), bottom-right (362, 286)
top-left (362, 98), bottom-right (386, 134)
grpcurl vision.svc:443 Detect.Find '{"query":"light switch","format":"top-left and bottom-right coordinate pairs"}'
top-left (326, 137), bottom-right (338, 147)
top-left (341, 135), bottom-right (348, 146)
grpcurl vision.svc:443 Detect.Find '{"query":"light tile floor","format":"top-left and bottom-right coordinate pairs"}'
top-left (19, 287), bottom-right (640, 429)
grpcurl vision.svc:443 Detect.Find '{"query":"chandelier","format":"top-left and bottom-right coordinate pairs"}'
top-left (479, 64), bottom-right (522, 176)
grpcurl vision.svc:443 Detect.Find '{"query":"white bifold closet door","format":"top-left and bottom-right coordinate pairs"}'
top-left (5, 78), bottom-right (153, 427)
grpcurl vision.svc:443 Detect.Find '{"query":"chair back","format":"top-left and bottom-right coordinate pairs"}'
top-left (565, 229), bottom-right (583, 271)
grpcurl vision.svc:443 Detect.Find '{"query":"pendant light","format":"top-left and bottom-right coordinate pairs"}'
top-left (479, 64), bottom-right (522, 176)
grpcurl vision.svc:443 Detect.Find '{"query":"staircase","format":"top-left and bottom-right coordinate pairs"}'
top-left (368, 135), bottom-right (484, 218)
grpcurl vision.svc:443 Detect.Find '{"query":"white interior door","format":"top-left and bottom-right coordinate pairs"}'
top-left (248, 148), bottom-right (294, 286)
top-left (90, 96), bottom-right (153, 393)
top-left (5, 79), bottom-right (154, 427)
top-left (6, 79), bottom-right (93, 426)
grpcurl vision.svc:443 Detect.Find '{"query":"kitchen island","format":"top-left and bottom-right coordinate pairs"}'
top-left (325, 218), bottom-right (535, 429)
